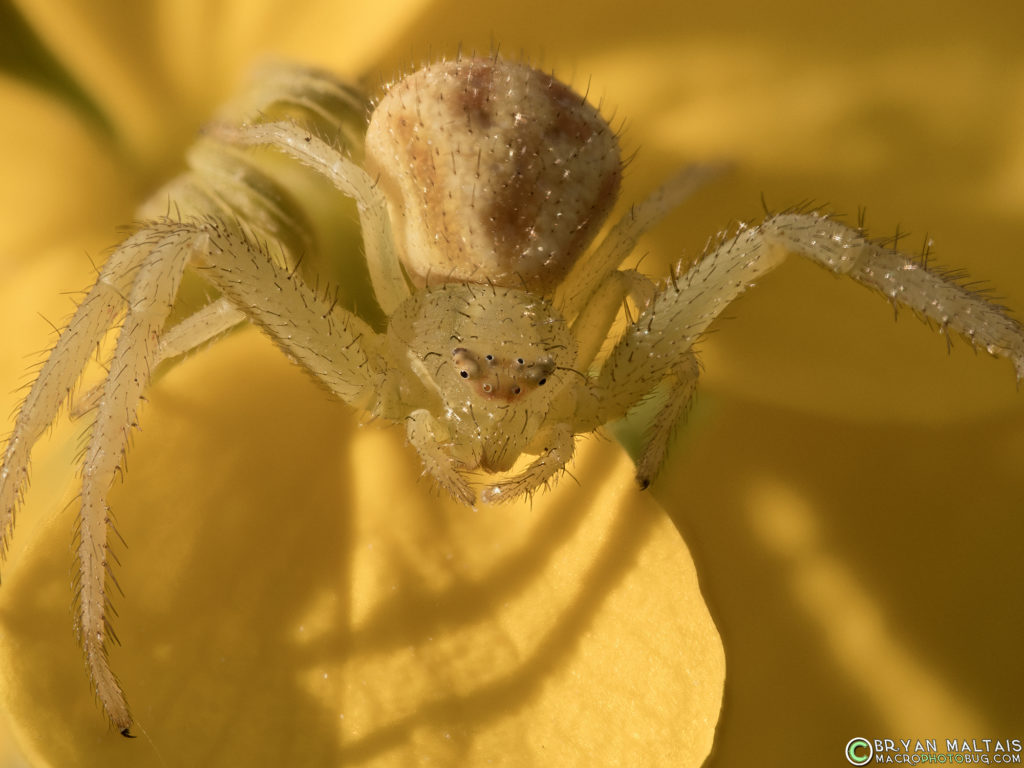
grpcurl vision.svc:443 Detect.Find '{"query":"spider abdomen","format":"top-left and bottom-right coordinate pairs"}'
top-left (365, 58), bottom-right (621, 292)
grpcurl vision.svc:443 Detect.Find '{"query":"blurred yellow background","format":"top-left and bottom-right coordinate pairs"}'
top-left (1, 0), bottom-right (1022, 765)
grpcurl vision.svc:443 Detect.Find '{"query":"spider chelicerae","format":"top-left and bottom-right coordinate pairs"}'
top-left (1, 56), bottom-right (1021, 734)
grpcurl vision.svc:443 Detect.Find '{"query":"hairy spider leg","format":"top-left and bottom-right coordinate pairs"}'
top-left (70, 298), bottom-right (246, 418)
top-left (2, 67), bottom-right (385, 733)
top-left (69, 68), bottom-right (364, 418)
top-left (188, 217), bottom-right (383, 408)
top-left (72, 210), bottom-right (385, 734)
top-left (73, 223), bottom-right (199, 734)
top-left (209, 120), bottom-right (411, 315)
top-left (595, 212), bottom-right (1024, 485)
top-left (408, 409), bottom-right (578, 507)
top-left (0, 241), bottom-right (143, 566)
top-left (68, 141), bottom-right (321, 415)
top-left (405, 409), bottom-right (477, 505)
top-left (570, 269), bottom-right (657, 370)
top-left (567, 267), bottom-right (700, 489)
top-left (632, 353), bottom-right (700, 489)
top-left (217, 61), bottom-right (368, 152)
top-left (554, 164), bottom-right (721, 318)
top-left (479, 422), bottom-right (577, 504)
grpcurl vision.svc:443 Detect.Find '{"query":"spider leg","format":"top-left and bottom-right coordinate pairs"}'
top-left (155, 65), bottom-right (371, 265)
top-left (151, 297), bottom-right (246, 360)
top-left (555, 164), bottom-right (721, 320)
top-left (564, 267), bottom-right (697, 488)
top-left (405, 409), bottom-right (476, 505)
top-left (73, 222), bottom-right (197, 734)
top-left (217, 61), bottom-right (368, 150)
top-left (480, 423), bottom-right (575, 504)
top-left (0, 235), bottom-right (146, 566)
top-left (183, 217), bottom-right (384, 407)
top-left (208, 120), bottom-right (410, 315)
top-left (633, 351), bottom-right (700, 489)
top-left (595, 212), bottom-right (1024, 483)
top-left (29, 211), bottom-right (383, 733)
top-left (571, 269), bottom-right (656, 371)
top-left (70, 297), bottom-right (246, 418)
top-left (69, 66), bottom-right (372, 418)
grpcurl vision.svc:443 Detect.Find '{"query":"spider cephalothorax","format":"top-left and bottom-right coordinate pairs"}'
top-left (382, 281), bottom-right (575, 483)
top-left (1, 55), bottom-right (1022, 734)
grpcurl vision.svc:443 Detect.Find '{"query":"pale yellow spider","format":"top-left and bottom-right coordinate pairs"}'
top-left (1, 56), bottom-right (1023, 735)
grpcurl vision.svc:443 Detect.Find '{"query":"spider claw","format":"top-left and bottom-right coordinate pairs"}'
top-left (443, 478), bottom-right (476, 506)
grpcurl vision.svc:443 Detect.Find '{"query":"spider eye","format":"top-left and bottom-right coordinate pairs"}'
top-left (513, 386), bottom-right (522, 395)
top-left (485, 354), bottom-right (494, 362)
top-left (522, 357), bottom-right (556, 387)
top-left (482, 383), bottom-right (493, 393)
top-left (452, 347), bottom-right (480, 378)
top-left (516, 358), bottom-right (525, 365)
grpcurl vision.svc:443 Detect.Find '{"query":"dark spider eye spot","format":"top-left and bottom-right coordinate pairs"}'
top-left (513, 386), bottom-right (522, 395)
top-left (516, 358), bottom-right (525, 365)
top-left (538, 378), bottom-right (547, 386)
top-left (460, 370), bottom-right (469, 378)
top-left (485, 354), bottom-right (494, 361)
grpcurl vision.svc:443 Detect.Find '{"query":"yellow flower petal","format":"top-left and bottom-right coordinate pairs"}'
top-left (0, 76), bottom-right (131, 259)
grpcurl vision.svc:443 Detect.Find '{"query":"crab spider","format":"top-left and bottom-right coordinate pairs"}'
top-left (1, 56), bottom-right (1023, 734)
